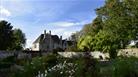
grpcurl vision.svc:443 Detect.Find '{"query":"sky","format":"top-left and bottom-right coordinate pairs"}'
top-left (0, 0), bottom-right (105, 48)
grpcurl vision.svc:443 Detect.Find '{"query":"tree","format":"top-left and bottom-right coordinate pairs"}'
top-left (94, 30), bottom-right (119, 59)
top-left (12, 29), bottom-right (26, 50)
top-left (96, 0), bottom-right (138, 48)
top-left (81, 16), bottom-right (103, 37)
top-left (82, 23), bottom-right (92, 36)
top-left (0, 20), bottom-right (14, 50)
top-left (77, 35), bottom-right (93, 51)
top-left (0, 20), bottom-right (26, 50)
top-left (78, 16), bottom-right (104, 51)
top-left (78, 0), bottom-right (138, 58)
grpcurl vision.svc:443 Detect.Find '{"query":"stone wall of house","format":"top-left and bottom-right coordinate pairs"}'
top-left (32, 43), bottom-right (40, 51)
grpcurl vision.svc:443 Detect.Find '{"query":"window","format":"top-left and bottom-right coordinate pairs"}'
top-left (34, 44), bottom-right (37, 48)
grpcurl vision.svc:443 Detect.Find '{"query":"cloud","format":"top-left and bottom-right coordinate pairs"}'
top-left (48, 21), bottom-right (89, 27)
top-left (26, 39), bottom-right (32, 48)
top-left (52, 28), bottom-right (65, 34)
top-left (63, 31), bottom-right (73, 39)
top-left (0, 6), bottom-right (11, 17)
top-left (51, 28), bottom-right (79, 39)
top-left (0, 17), bottom-right (8, 20)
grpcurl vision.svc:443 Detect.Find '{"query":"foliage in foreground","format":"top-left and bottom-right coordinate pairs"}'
top-left (11, 53), bottom-right (138, 77)
top-left (0, 56), bottom-right (16, 69)
top-left (113, 57), bottom-right (138, 77)
top-left (100, 56), bottom-right (138, 77)
top-left (13, 53), bottom-right (99, 77)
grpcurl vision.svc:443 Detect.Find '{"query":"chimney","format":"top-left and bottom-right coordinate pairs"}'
top-left (44, 30), bottom-right (46, 34)
top-left (49, 30), bottom-right (52, 51)
top-left (49, 30), bottom-right (51, 35)
top-left (44, 30), bottom-right (46, 38)
top-left (60, 36), bottom-right (62, 40)
top-left (60, 36), bottom-right (62, 48)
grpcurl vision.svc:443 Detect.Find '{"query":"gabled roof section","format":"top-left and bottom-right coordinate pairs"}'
top-left (33, 34), bottom-right (44, 44)
top-left (33, 34), bottom-right (60, 44)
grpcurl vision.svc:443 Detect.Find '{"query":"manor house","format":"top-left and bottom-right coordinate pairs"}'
top-left (31, 30), bottom-right (72, 51)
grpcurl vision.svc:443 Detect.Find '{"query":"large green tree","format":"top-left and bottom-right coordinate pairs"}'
top-left (0, 20), bottom-right (26, 50)
top-left (12, 29), bottom-right (26, 50)
top-left (78, 16), bottom-right (104, 51)
top-left (78, 0), bottom-right (138, 58)
top-left (81, 16), bottom-right (103, 37)
top-left (96, 0), bottom-right (138, 48)
top-left (0, 20), bottom-right (14, 50)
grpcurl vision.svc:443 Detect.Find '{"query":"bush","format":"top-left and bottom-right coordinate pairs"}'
top-left (113, 57), bottom-right (138, 77)
top-left (0, 56), bottom-right (15, 69)
top-left (74, 55), bottom-right (100, 77)
top-left (109, 49), bottom-right (117, 59)
top-left (13, 54), bottom-right (58, 77)
top-left (12, 53), bottom-right (138, 77)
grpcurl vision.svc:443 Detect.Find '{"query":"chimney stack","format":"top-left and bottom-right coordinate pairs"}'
top-left (44, 30), bottom-right (46, 34)
top-left (60, 36), bottom-right (62, 48)
top-left (44, 30), bottom-right (46, 38)
top-left (60, 36), bottom-right (62, 40)
top-left (49, 30), bottom-right (51, 35)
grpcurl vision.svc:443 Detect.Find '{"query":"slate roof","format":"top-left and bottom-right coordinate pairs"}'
top-left (33, 34), bottom-right (60, 44)
top-left (51, 35), bottom-right (60, 43)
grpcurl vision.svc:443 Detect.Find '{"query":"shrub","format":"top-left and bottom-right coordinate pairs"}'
top-left (0, 56), bottom-right (15, 69)
top-left (74, 54), bottom-right (100, 77)
top-left (12, 53), bottom-right (138, 77)
top-left (13, 54), bottom-right (58, 77)
top-left (113, 57), bottom-right (138, 77)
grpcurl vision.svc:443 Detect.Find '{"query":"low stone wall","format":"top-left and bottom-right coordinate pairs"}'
top-left (118, 48), bottom-right (138, 57)
top-left (0, 51), bottom-right (15, 58)
top-left (0, 49), bottom-right (137, 59)
top-left (58, 51), bottom-right (109, 60)
top-left (58, 49), bottom-right (138, 59)
top-left (0, 51), bottom-right (39, 59)
top-left (0, 51), bottom-right (50, 59)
